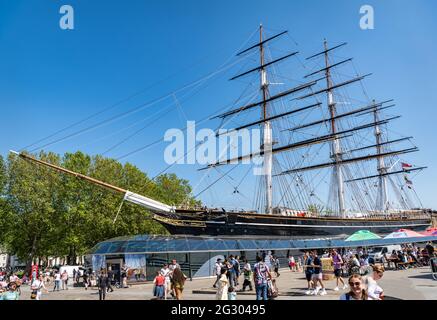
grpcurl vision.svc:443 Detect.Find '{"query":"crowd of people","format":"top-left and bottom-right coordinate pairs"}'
top-left (212, 254), bottom-right (279, 301)
top-left (0, 241), bottom-right (435, 301)
top-left (209, 241), bottom-right (436, 301)
top-left (151, 259), bottom-right (187, 300)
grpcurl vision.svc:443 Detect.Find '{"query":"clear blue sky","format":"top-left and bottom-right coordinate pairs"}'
top-left (1, 0), bottom-right (436, 209)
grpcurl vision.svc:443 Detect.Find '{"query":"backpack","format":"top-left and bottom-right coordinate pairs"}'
top-left (254, 262), bottom-right (268, 285)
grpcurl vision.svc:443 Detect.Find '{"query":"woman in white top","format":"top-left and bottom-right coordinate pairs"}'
top-left (160, 264), bottom-right (171, 300)
top-left (31, 274), bottom-right (48, 300)
top-left (365, 265), bottom-right (385, 300)
top-left (216, 269), bottom-right (229, 300)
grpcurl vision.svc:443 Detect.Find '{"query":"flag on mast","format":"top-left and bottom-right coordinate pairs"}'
top-left (401, 162), bottom-right (413, 170)
top-left (404, 175), bottom-right (413, 189)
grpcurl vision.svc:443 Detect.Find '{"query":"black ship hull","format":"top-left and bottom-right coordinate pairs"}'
top-left (153, 209), bottom-right (432, 237)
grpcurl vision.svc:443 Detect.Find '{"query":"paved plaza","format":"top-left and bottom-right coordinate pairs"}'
top-left (16, 266), bottom-right (437, 301)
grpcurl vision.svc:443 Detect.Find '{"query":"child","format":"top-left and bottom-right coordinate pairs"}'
top-left (153, 271), bottom-right (165, 299)
top-left (227, 286), bottom-right (237, 300)
top-left (241, 259), bottom-right (253, 291)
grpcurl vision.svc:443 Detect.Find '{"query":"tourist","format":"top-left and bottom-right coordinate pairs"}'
top-left (83, 269), bottom-right (89, 290)
top-left (153, 271), bottom-right (165, 299)
top-left (121, 264), bottom-right (128, 288)
top-left (97, 270), bottom-right (110, 300)
top-left (107, 267), bottom-right (115, 292)
top-left (53, 271), bottom-right (61, 291)
top-left (0, 281), bottom-right (20, 300)
top-left (227, 286), bottom-right (237, 300)
top-left (241, 259), bottom-right (253, 291)
top-left (304, 252), bottom-right (314, 295)
top-left (288, 255), bottom-right (296, 271)
top-left (267, 278), bottom-right (278, 300)
top-left (253, 255), bottom-right (271, 300)
top-left (160, 264), bottom-right (171, 299)
top-left (332, 249), bottom-right (347, 291)
top-left (311, 250), bottom-right (327, 295)
top-left (169, 259), bottom-right (181, 271)
top-left (340, 274), bottom-right (368, 300)
top-left (234, 256), bottom-right (241, 286)
top-left (75, 269), bottom-right (81, 285)
top-left (349, 254), bottom-right (361, 274)
top-left (90, 272), bottom-right (97, 287)
top-left (365, 265), bottom-right (385, 300)
top-left (216, 268), bottom-right (229, 300)
top-left (45, 270), bottom-right (51, 285)
top-left (171, 268), bottom-right (187, 300)
top-left (61, 270), bottom-right (68, 290)
top-left (228, 255), bottom-right (237, 287)
top-left (272, 255), bottom-right (280, 277)
top-left (31, 274), bottom-right (48, 300)
top-left (212, 258), bottom-right (222, 288)
top-left (296, 256), bottom-right (303, 272)
top-left (426, 242), bottom-right (435, 258)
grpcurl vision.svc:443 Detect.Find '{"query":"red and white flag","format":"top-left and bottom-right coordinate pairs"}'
top-left (401, 162), bottom-right (413, 170)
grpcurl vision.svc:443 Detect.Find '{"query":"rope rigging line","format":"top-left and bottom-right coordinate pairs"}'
top-left (193, 165), bottom-right (239, 199)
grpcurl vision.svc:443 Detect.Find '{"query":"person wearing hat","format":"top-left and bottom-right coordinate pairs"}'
top-left (213, 258), bottom-right (223, 288)
top-left (0, 282), bottom-right (20, 300)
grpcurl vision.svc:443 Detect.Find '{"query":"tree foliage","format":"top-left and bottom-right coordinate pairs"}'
top-left (0, 151), bottom-right (198, 268)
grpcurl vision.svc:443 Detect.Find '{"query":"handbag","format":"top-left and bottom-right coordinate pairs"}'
top-left (30, 290), bottom-right (37, 299)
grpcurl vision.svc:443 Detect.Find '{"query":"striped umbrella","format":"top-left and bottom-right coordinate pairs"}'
top-left (419, 228), bottom-right (437, 236)
top-left (383, 228), bottom-right (425, 239)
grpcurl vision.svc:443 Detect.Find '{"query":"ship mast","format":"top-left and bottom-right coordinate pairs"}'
top-left (373, 100), bottom-right (389, 211)
top-left (324, 40), bottom-right (346, 217)
top-left (259, 25), bottom-right (273, 214)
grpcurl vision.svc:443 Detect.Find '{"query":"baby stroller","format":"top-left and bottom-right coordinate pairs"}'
top-left (110, 278), bottom-right (121, 289)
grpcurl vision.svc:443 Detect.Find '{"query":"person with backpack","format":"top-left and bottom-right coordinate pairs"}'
top-left (253, 256), bottom-right (271, 300)
top-left (340, 274), bottom-right (368, 300)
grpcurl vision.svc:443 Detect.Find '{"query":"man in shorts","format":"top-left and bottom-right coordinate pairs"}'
top-left (311, 250), bottom-right (327, 295)
top-left (331, 249), bottom-right (347, 291)
top-left (304, 252), bottom-right (314, 295)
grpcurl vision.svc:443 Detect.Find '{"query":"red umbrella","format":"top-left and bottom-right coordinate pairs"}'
top-left (384, 228), bottom-right (425, 239)
top-left (420, 227), bottom-right (437, 236)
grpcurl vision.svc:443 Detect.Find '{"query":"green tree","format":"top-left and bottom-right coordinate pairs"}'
top-left (1, 151), bottom-right (199, 269)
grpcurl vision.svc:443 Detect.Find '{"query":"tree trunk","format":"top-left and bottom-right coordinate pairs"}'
top-left (67, 245), bottom-right (77, 265)
top-left (25, 235), bottom-right (38, 275)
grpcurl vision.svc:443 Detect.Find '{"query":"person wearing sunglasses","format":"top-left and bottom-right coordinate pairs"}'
top-left (340, 275), bottom-right (368, 300)
top-left (0, 282), bottom-right (20, 300)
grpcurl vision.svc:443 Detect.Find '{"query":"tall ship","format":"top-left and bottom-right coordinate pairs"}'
top-left (14, 26), bottom-right (432, 237)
